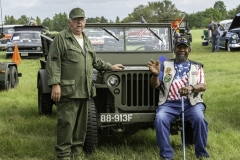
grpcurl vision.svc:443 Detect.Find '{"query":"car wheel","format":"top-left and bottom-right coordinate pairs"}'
top-left (84, 99), bottom-right (99, 153)
top-left (5, 68), bottom-right (12, 91)
top-left (38, 79), bottom-right (53, 115)
top-left (9, 66), bottom-right (19, 88)
top-left (227, 41), bottom-right (232, 52)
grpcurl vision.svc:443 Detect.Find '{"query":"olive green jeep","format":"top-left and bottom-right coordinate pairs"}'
top-left (37, 23), bottom-right (194, 152)
top-left (159, 19), bottom-right (192, 42)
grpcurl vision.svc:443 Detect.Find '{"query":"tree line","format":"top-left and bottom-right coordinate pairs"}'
top-left (2, 0), bottom-right (240, 32)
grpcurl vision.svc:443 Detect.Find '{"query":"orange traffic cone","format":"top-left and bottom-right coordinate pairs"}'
top-left (12, 43), bottom-right (22, 65)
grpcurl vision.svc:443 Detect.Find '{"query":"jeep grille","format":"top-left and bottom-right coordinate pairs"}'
top-left (120, 72), bottom-right (159, 110)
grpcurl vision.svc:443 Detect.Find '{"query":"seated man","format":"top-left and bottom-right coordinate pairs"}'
top-left (147, 36), bottom-right (210, 160)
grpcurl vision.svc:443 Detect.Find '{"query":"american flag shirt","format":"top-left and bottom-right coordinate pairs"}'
top-left (159, 60), bottom-right (205, 100)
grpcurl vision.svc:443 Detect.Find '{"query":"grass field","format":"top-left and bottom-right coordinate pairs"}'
top-left (0, 29), bottom-right (240, 160)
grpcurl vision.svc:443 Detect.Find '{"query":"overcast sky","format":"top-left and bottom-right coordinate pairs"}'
top-left (1, 0), bottom-right (239, 22)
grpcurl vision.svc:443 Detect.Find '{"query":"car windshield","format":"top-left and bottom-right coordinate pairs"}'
top-left (0, 27), bottom-right (14, 34)
top-left (11, 32), bottom-right (41, 41)
top-left (84, 26), bottom-right (171, 52)
top-left (225, 22), bottom-right (232, 30)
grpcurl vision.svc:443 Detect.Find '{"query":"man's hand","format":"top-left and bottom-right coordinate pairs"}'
top-left (51, 84), bottom-right (61, 101)
top-left (110, 64), bottom-right (124, 71)
top-left (148, 59), bottom-right (160, 77)
top-left (179, 86), bottom-right (192, 96)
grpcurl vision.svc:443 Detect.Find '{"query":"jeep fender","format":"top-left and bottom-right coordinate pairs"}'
top-left (37, 69), bottom-right (51, 93)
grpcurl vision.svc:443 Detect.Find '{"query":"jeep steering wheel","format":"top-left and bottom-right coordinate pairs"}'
top-left (134, 45), bottom-right (160, 51)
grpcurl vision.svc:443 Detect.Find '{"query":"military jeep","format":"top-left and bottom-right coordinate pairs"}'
top-left (159, 19), bottom-right (192, 42)
top-left (37, 23), bottom-right (193, 152)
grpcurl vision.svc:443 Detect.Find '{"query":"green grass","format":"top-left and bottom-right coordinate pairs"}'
top-left (0, 29), bottom-right (240, 160)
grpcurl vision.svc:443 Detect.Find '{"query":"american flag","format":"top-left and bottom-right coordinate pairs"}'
top-left (139, 17), bottom-right (148, 40)
top-left (167, 67), bottom-right (205, 100)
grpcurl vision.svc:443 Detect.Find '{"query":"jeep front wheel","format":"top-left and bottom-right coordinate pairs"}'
top-left (38, 79), bottom-right (53, 115)
top-left (84, 99), bottom-right (99, 153)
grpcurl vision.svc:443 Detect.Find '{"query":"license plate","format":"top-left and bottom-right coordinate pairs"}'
top-left (100, 113), bottom-right (133, 122)
top-left (21, 52), bottom-right (28, 56)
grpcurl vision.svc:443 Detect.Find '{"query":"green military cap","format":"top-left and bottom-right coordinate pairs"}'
top-left (69, 8), bottom-right (85, 18)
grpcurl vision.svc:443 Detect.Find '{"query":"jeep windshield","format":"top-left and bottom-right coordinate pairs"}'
top-left (84, 24), bottom-right (172, 52)
top-left (83, 23), bottom-right (173, 65)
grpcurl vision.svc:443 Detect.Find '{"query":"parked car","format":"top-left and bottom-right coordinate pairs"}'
top-left (0, 24), bottom-right (23, 50)
top-left (5, 26), bottom-right (44, 58)
top-left (86, 30), bottom-right (117, 50)
top-left (126, 28), bottom-right (154, 44)
top-left (218, 13), bottom-right (240, 51)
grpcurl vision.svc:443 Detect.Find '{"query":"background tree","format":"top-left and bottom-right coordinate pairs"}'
top-left (203, 8), bottom-right (222, 22)
top-left (213, 1), bottom-right (227, 19)
top-left (188, 12), bottom-right (209, 28)
top-left (86, 16), bottom-right (108, 23)
top-left (2, 1), bottom-right (240, 29)
top-left (236, 5), bottom-right (240, 15)
top-left (16, 15), bottom-right (29, 24)
top-left (115, 16), bottom-right (120, 23)
top-left (99, 16), bottom-right (108, 23)
top-left (149, 0), bottom-right (181, 21)
top-left (4, 15), bottom-right (17, 24)
top-left (227, 9), bottom-right (237, 19)
top-left (122, 0), bottom-right (181, 23)
top-left (42, 17), bottom-right (53, 30)
top-left (52, 12), bottom-right (68, 31)
top-left (36, 16), bottom-right (41, 25)
top-left (122, 5), bottom-right (146, 22)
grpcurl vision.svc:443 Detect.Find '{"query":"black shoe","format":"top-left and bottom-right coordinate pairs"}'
top-left (161, 157), bottom-right (174, 160)
top-left (196, 155), bottom-right (210, 159)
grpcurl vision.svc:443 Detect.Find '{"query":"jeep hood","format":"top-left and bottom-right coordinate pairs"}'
top-left (229, 13), bottom-right (240, 30)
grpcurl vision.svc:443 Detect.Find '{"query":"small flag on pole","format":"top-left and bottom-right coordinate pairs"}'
top-left (139, 17), bottom-right (147, 40)
top-left (12, 43), bottom-right (22, 65)
top-left (171, 16), bottom-right (185, 30)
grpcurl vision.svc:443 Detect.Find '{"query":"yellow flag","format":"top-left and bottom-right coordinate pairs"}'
top-left (12, 43), bottom-right (22, 65)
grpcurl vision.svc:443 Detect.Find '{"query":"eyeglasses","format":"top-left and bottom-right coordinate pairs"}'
top-left (71, 17), bottom-right (86, 23)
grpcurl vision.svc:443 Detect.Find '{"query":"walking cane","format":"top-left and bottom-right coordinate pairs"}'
top-left (181, 96), bottom-right (186, 160)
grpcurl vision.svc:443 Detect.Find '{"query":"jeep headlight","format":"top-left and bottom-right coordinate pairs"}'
top-left (7, 47), bottom-right (13, 52)
top-left (36, 46), bottom-right (42, 51)
top-left (106, 75), bottom-right (119, 87)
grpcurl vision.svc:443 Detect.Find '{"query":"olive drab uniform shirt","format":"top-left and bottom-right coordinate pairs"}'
top-left (46, 29), bottom-right (112, 99)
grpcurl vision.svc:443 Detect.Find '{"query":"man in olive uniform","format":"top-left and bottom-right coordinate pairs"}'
top-left (46, 7), bottom-right (124, 160)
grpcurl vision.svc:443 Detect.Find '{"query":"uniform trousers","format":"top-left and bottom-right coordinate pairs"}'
top-left (55, 98), bottom-right (89, 159)
top-left (154, 99), bottom-right (209, 159)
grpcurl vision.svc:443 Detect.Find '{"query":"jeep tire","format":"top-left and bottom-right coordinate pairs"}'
top-left (38, 79), bottom-right (53, 115)
top-left (9, 66), bottom-right (18, 88)
top-left (84, 99), bottom-right (98, 153)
